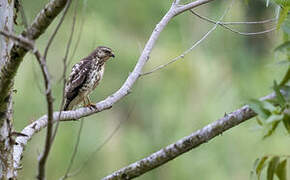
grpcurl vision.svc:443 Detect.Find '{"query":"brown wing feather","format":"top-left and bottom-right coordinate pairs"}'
top-left (63, 59), bottom-right (91, 110)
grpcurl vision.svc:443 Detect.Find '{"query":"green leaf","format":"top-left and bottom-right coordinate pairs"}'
top-left (256, 156), bottom-right (269, 179)
top-left (273, 81), bottom-right (286, 106)
top-left (256, 117), bottom-right (264, 126)
top-left (282, 114), bottom-right (290, 133)
top-left (278, 7), bottom-right (289, 30)
top-left (265, 114), bottom-right (284, 124)
top-left (274, 41), bottom-right (290, 53)
top-left (249, 99), bottom-right (271, 120)
top-left (264, 121), bottom-right (280, 138)
top-left (267, 156), bottom-right (280, 180)
top-left (275, 159), bottom-right (287, 180)
top-left (280, 68), bottom-right (290, 86)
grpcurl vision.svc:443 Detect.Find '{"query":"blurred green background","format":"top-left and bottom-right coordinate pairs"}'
top-left (14, 0), bottom-right (288, 179)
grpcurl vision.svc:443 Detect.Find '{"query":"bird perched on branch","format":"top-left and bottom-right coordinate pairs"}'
top-left (63, 46), bottom-right (115, 111)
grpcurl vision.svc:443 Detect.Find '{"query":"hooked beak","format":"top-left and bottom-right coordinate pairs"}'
top-left (110, 53), bottom-right (115, 58)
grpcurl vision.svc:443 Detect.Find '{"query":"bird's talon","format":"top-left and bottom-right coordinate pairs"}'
top-left (86, 104), bottom-right (98, 110)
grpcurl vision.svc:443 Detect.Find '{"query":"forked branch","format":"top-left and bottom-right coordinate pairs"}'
top-left (13, 0), bottom-right (218, 176)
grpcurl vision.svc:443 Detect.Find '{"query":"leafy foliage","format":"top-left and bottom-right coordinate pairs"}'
top-left (250, 2), bottom-right (290, 137)
top-left (249, 84), bottom-right (289, 138)
top-left (250, 3), bottom-right (290, 180)
top-left (276, 6), bottom-right (290, 86)
top-left (251, 156), bottom-right (288, 180)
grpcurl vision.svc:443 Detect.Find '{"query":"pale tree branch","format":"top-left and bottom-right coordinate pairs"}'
top-left (102, 91), bottom-right (286, 180)
top-left (176, 0), bottom-right (215, 15)
top-left (13, 0), bottom-right (217, 175)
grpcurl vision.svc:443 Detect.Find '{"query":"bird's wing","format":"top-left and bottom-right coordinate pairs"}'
top-left (65, 59), bottom-right (91, 100)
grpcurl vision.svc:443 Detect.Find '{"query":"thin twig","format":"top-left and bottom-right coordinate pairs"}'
top-left (219, 18), bottom-right (277, 25)
top-left (51, 0), bottom-right (79, 147)
top-left (32, 50), bottom-right (54, 180)
top-left (18, 0), bottom-right (28, 28)
top-left (190, 10), bottom-right (277, 36)
top-left (141, 0), bottom-right (234, 77)
top-left (43, 0), bottom-right (72, 61)
top-left (68, 0), bottom-right (87, 66)
top-left (32, 57), bottom-right (45, 95)
top-left (0, 31), bottom-right (33, 49)
top-left (60, 119), bottom-right (84, 180)
top-left (192, 11), bottom-right (277, 25)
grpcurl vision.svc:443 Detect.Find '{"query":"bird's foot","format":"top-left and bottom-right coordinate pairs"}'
top-left (85, 103), bottom-right (98, 111)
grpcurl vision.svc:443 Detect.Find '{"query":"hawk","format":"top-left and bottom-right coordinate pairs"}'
top-left (63, 46), bottom-right (115, 111)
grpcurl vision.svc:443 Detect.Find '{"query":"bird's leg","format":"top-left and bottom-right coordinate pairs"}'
top-left (83, 97), bottom-right (88, 106)
top-left (85, 95), bottom-right (98, 110)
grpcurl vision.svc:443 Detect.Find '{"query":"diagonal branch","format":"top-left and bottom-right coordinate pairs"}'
top-left (13, 0), bottom-right (217, 175)
top-left (101, 91), bottom-right (285, 180)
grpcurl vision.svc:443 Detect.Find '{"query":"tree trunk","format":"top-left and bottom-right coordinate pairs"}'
top-left (0, 0), bottom-right (15, 179)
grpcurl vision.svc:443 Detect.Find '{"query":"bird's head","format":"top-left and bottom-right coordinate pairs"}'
top-left (92, 46), bottom-right (115, 62)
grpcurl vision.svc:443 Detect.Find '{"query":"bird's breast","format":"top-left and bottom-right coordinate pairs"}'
top-left (89, 64), bottom-right (105, 90)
